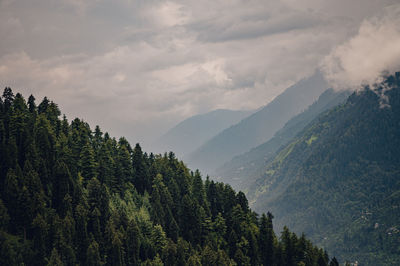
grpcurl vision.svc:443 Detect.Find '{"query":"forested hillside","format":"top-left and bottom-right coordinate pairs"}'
top-left (0, 88), bottom-right (336, 265)
top-left (249, 73), bottom-right (400, 265)
top-left (216, 89), bottom-right (350, 192)
top-left (186, 71), bottom-right (328, 174)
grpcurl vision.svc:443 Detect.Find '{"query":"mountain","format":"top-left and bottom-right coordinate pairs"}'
top-left (152, 109), bottom-right (252, 158)
top-left (248, 73), bottom-right (400, 265)
top-left (215, 88), bottom-right (351, 192)
top-left (0, 88), bottom-right (336, 265)
top-left (186, 70), bottom-right (328, 174)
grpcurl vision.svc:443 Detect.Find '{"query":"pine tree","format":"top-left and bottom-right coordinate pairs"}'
top-left (111, 230), bottom-right (125, 266)
top-left (4, 136), bottom-right (18, 171)
top-left (86, 239), bottom-right (102, 266)
top-left (54, 161), bottom-right (72, 213)
top-left (0, 199), bottom-right (9, 230)
top-left (187, 253), bottom-right (202, 266)
top-left (32, 213), bottom-right (48, 265)
top-left (152, 224), bottom-right (167, 256)
top-left (132, 143), bottom-right (149, 193)
top-left (192, 170), bottom-right (208, 214)
top-left (38, 97), bottom-right (49, 114)
top-left (2, 87), bottom-right (14, 112)
top-left (126, 219), bottom-right (140, 266)
top-left (98, 142), bottom-right (114, 187)
top-left (4, 168), bottom-right (21, 233)
top-left (259, 212), bottom-right (275, 266)
top-left (329, 257), bottom-right (339, 266)
top-left (236, 191), bottom-right (249, 212)
top-left (75, 203), bottom-right (89, 263)
top-left (34, 115), bottom-right (56, 167)
top-left (79, 142), bottom-right (97, 182)
top-left (47, 248), bottom-right (64, 266)
top-left (28, 95), bottom-right (37, 113)
top-left (234, 248), bottom-right (250, 266)
top-left (115, 143), bottom-right (133, 186)
top-left (281, 226), bottom-right (295, 266)
top-left (9, 93), bottom-right (30, 165)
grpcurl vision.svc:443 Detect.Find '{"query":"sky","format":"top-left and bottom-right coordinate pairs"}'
top-left (0, 0), bottom-right (399, 148)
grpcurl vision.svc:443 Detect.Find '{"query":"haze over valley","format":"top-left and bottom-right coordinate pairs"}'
top-left (1, 0), bottom-right (400, 265)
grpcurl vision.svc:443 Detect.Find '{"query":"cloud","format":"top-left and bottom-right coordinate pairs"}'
top-left (150, 1), bottom-right (189, 28)
top-left (321, 4), bottom-right (400, 90)
top-left (0, 0), bottom-right (396, 147)
top-left (186, 0), bottom-right (325, 42)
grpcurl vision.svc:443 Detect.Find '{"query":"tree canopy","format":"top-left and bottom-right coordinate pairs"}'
top-left (0, 88), bottom-right (335, 265)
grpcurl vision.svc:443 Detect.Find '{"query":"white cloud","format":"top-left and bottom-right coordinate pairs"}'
top-left (151, 1), bottom-right (189, 27)
top-left (321, 4), bottom-right (400, 90)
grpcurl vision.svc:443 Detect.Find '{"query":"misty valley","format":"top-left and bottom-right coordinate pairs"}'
top-left (1, 1), bottom-right (400, 265)
top-left (1, 72), bottom-right (400, 265)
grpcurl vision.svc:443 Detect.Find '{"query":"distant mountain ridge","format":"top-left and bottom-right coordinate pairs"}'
top-left (186, 70), bottom-right (329, 174)
top-left (247, 73), bottom-right (400, 265)
top-left (151, 109), bottom-right (253, 158)
top-left (215, 88), bottom-right (351, 192)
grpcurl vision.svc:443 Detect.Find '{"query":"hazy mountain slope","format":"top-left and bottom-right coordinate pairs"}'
top-left (186, 70), bottom-right (328, 174)
top-left (215, 88), bottom-right (350, 192)
top-left (152, 109), bottom-right (252, 157)
top-left (249, 73), bottom-right (400, 265)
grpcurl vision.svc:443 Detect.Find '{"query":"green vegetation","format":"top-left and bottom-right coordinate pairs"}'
top-left (305, 135), bottom-right (318, 146)
top-left (216, 88), bottom-right (350, 193)
top-left (273, 141), bottom-right (298, 166)
top-left (0, 88), bottom-right (335, 265)
top-left (249, 73), bottom-right (400, 265)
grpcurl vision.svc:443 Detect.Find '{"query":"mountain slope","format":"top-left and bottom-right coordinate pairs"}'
top-left (215, 88), bottom-right (350, 192)
top-left (186, 70), bottom-right (328, 174)
top-left (249, 73), bottom-right (400, 265)
top-left (152, 109), bottom-right (252, 157)
top-left (0, 88), bottom-right (336, 265)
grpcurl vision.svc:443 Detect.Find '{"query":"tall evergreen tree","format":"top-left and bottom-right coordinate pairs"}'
top-left (54, 161), bottom-right (72, 213)
top-left (38, 97), bottom-right (49, 114)
top-left (259, 212), bottom-right (275, 266)
top-left (132, 143), bottom-right (148, 193)
top-left (2, 87), bottom-right (14, 113)
top-left (79, 142), bottom-right (97, 182)
top-left (28, 95), bottom-right (37, 113)
top-left (86, 239), bottom-right (102, 266)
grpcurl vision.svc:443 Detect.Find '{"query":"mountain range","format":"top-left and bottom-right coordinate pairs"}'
top-left (1, 71), bottom-right (399, 265)
top-left (245, 73), bottom-right (400, 265)
top-left (215, 88), bottom-right (351, 193)
top-left (151, 109), bottom-right (252, 158)
top-left (186, 70), bottom-right (328, 174)
top-left (149, 71), bottom-right (400, 264)
top-left (0, 88), bottom-right (336, 265)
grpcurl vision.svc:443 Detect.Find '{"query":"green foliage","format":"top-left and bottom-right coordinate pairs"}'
top-left (0, 88), bottom-right (332, 265)
top-left (216, 88), bottom-right (350, 193)
top-left (248, 74), bottom-right (400, 265)
top-left (86, 239), bottom-right (102, 266)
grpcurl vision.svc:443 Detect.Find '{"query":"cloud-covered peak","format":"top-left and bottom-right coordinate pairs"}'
top-left (321, 4), bottom-right (400, 90)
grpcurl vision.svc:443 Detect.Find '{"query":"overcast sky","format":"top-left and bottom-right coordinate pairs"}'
top-left (0, 0), bottom-right (399, 148)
